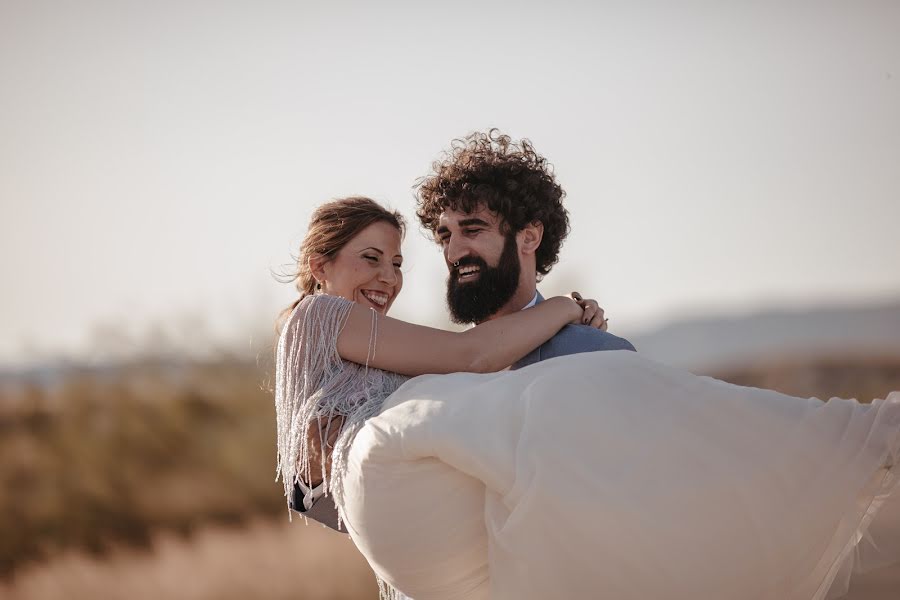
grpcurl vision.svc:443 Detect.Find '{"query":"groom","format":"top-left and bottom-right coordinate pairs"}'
top-left (415, 128), bottom-right (635, 367)
top-left (291, 129), bottom-right (635, 527)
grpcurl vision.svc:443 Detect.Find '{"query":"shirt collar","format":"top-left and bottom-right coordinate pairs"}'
top-left (467, 291), bottom-right (541, 329)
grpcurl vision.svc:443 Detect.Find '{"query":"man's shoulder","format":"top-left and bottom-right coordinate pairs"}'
top-left (510, 291), bottom-right (636, 369)
top-left (544, 324), bottom-right (636, 355)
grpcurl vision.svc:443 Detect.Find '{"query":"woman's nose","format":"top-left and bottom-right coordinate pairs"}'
top-left (379, 263), bottom-right (398, 286)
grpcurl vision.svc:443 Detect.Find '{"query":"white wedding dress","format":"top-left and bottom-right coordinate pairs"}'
top-left (276, 296), bottom-right (900, 600)
top-left (343, 353), bottom-right (900, 600)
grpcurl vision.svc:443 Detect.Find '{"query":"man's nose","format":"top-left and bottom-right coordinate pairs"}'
top-left (445, 236), bottom-right (468, 267)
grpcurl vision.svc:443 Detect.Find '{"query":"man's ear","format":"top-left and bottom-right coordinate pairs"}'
top-left (308, 253), bottom-right (328, 285)
top-left (517, 221), bottom-right (544, 255)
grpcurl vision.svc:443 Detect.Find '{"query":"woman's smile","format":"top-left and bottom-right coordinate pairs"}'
top-left (360, 289), bottom-right (391, 311)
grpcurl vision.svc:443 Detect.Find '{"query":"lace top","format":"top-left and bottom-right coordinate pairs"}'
top-left (274, 294), bottom-right (409, 523)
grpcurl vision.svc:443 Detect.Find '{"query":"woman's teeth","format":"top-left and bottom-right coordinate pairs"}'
top-left (361, 291), bottom-right (388, 307)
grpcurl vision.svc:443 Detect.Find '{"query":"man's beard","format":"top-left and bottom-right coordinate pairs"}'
top-left (446, 233), bottom-right (521, 324)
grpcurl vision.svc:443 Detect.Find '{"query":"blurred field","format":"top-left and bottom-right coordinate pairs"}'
top-left (0, 357), bottom-right (381, 598)
top-left (0, 519), bottom-right (375, 600)
top-left (1, 353), bottom-right (899, 599)
top-left (712, 354), bottom-right (900, 402)
top-left (0, 359), bottom-right (285, 577)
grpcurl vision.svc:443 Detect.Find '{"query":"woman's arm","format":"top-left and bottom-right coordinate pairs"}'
top-left (336, 296), bottom-right (584, 376)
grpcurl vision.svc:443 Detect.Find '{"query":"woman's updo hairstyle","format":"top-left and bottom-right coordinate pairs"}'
top-left (278, 197), bottom-right (405, 329)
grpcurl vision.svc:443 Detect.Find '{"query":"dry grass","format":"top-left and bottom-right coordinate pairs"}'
top-left (0, 518), bottom-right (376, 600)
top-left (712, 355), bottom-right (900, 402)
top-left (0, 358), bottom-right (283, 577)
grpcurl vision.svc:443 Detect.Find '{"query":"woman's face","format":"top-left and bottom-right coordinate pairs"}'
top-left (319, 220), bottom-right (403, 314)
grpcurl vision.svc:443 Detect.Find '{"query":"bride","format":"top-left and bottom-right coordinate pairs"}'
top-left (275, 196), bottom-right (900, 600)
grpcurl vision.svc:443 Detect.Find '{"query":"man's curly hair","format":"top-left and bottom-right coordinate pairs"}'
top-left (416, 129), bottom-right (570, 277)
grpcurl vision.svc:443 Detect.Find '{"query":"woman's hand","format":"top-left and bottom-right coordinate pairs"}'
top-left (549, 295), bottom-right (587, 325)
top-left (571, 292), bottom-right (609, 331)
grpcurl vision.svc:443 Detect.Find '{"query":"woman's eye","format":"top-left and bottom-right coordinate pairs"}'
top-left (364, 255), bottom-right (378, 263)
top-left (393, 263), bottom-right (402, 269)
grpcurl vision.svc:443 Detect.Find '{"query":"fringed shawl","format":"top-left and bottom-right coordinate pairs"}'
top-left (274, 293), bottom-right (409, 527)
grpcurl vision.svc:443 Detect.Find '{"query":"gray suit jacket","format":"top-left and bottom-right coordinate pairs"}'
top-left (290, 290), bottom-right (636, 530)
top-left (511, 292), bottom-right (636, 369)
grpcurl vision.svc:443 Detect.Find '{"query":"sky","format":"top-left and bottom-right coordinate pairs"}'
top-left (1, 0), bottom-right (899, 368)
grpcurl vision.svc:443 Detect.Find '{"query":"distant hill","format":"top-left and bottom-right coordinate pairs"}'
top-left (628, 300), bottom-right (900, 372)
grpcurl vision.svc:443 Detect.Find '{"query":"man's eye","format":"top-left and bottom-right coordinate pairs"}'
top-left (393, 263), bottom-right (402, 269)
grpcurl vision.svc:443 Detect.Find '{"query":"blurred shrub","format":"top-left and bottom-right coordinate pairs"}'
top-left (0, 359), bottom-right (281, 577)
top-left (713, 355), bottom-right (900, 401)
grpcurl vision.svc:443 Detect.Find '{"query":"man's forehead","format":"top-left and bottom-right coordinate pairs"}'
top-left (437, 205), bottom-right (500, 227)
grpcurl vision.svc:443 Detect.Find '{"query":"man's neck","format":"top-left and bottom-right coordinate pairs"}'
top-left (476, 281), bottom-right (538, 323)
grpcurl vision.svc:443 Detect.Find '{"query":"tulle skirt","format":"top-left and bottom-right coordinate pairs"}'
top-left (341, 351), bottom-right (900, 600)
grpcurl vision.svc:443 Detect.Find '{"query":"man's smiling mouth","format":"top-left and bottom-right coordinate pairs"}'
top-left (456, 265), bottom-right (480, 281)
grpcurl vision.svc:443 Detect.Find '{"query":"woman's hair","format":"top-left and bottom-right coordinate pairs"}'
top-left (277, 196), bottom-right (405, 331)
top-left (415, 129), bottom-right (569, 278)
